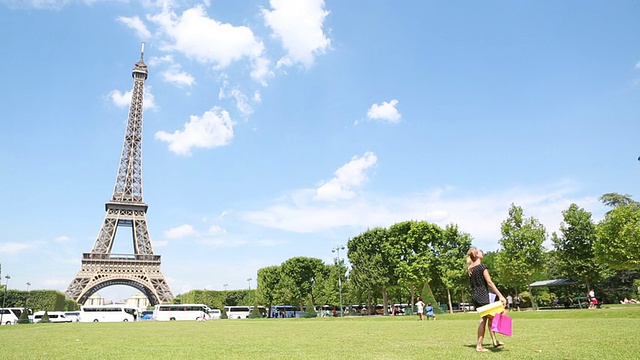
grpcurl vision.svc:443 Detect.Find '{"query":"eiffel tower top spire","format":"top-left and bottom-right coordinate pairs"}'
top-left (111, 42), bottom-right (148, 204)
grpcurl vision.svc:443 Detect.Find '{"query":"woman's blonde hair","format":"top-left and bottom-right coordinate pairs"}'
top-left (466, 247), bottom-right (482, 274)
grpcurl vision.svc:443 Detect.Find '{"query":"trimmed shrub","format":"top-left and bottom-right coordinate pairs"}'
top-left (301, 296), bottom-right (317, 318)
top-left (421, 281), bottom-right (443, 314)
top-left (17, 309), bottom-right (30, 324)
top-left (40, 311), bottom-right (51, 323)
top-left (248, 304), bottom-right (263, 319)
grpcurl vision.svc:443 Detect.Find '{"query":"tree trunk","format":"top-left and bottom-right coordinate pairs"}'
top-left (382, 286), bottom-right (389, 316)
top-left (410, 283), bottom-right (415, 312)
top-left (447, 288), bottom-right (453, 314)
top-left (529, 286), bottom-right (537, 310)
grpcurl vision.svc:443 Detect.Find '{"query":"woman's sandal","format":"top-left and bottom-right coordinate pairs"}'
top-left (476, 348), bottom-right (489, 352)
top-left (493, 342), bottom-right (505, 348)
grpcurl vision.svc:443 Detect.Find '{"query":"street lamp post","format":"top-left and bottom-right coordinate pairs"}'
top-left (247, 278), bottom-right (252, 291)
top-left (1, 275), bottom-right (10, 325)
top-left (26, 282), bottom-right (31, 308)
top-left (223, 284), bottom-right (228, 292)
top-left (332, 245), bottom-right (346, 317)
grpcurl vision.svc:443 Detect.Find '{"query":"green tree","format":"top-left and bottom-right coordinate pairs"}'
top-left (595, 204), bottom-right (640, 270)
top-left (598, 193), bottom-right (638, 209)
top-left (312, 263), bottom-right (342, 307)
top-left (551, 204), bottom-right (604, 288)
top-left (348, 228), bottom-right (395, 315)
top-left (279, 257), bottom-right (325, 308)
top-left (301, 294), bottom-right (317, 318)
top-left (386, 221), bottom-right (439, 309)
top-left (496, 204), bottom-right (546, 303)
top-left (433, 223), bottom-right (473, 314)
top-left (257, 266), bottom-right (281, 313)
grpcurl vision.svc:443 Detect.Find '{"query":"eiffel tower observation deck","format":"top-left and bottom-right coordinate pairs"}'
top-left (66, 43), bottom-right (174, 305)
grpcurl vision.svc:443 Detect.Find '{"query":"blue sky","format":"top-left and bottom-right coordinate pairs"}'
top-left (1, 0), bottom-right (639, 302)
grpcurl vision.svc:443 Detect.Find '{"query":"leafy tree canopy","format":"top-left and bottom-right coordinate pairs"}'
top-left (595, 204), bottom-right (640, 270)
top-left (496, 204), bottom-right (546, 290)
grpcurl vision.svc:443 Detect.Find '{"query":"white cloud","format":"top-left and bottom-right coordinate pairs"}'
top-left (636, 61), bottom-right (640, 69)
top-left (107, 86), bottom-right (157, 110)
top-left (0, 242), bottom-right (35, 254)
top-left (148, 55), bottom-right (174, 67)
top-left (219, 87), bottom-right (253, 117)
top-left (149, 5), bottom-right (265, 69)
top-left (163, 224), bottom-right (198, 239)
top-left (242, 176), bottom-right (607, 252)
top-left (54, 236), bottom-right (71, 243)
top-left (314, 152), bottom-right (377, 201)
top-left (155, 107), bottom-right (235, 156)
top-left (161, 64), bottom-right (195, 87)
top-left (207, 225), bottom-right (227, 236)
top-left (262, 0), bottom-right (331, 68)
top-left (251, 57), bottom-right (274, 86)
top-left (117, 16), bottom-right (152, 39)
top-left (366, 99), bottom-right (401, 123)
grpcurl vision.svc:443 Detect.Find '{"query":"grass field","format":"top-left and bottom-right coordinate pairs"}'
top-left (2, 305), bottom-right (639, 359)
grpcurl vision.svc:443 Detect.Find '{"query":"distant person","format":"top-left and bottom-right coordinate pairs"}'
top-left (416, 296), bottom-right (426, 321)
top-left (514, 295), bottom-right (521, 311)
top-left (588, 289), bottom-right (598, 309)
top-left (425, 303), bottom-right (436, 321)
top-left (467, 247), bottom-right (506, 352)
top-left (506, 295), bottom-right (513, 310)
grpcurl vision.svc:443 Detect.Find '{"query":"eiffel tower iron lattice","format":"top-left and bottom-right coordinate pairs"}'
top-left (66, 44), bottom-right (174, 305)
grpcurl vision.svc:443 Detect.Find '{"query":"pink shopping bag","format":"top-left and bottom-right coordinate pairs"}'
top-left (490, 312), bottom-right (512, 336)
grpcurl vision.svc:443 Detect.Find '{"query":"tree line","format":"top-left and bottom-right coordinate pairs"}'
top-left (248, 193), bottom-right (640, 313)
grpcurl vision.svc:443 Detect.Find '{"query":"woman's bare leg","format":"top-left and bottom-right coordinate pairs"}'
top-left (487, 317), bottom-right (504, 347)
top-left (476, 317), bottom-right (488, 351)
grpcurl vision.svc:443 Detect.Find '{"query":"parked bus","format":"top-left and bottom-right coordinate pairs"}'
top-left (153, 304), bottom-right (211, 321)
top-left (271, 305), bottom-right (300, 318)
top-left (0, 308), bottom-right (30, 325)
top-left (224, 306), bottom-right (251, 319)
top-left (79, 305), bottom-right (139, 322)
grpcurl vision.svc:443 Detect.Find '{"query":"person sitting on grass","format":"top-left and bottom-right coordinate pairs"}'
top-left (425, 303), bottom-right (436, 321)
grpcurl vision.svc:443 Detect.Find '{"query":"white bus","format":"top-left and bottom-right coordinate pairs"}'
top-left (224, 306), bottom-right (251, 319)
top-left (0, 308), bottom-right (30, 325)
top-left (79, 305), bottom-right (139, 322)
top-left (153, 304), bottom-right (211, 321)
top-left (33, 311), bottom-right (73, 323)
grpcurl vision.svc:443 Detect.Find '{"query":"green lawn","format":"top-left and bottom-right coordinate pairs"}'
top-left (2, 305), bottom-right (639, 359)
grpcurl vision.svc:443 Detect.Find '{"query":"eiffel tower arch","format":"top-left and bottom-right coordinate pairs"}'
top-left (66, 44), bottom-right (174, 305)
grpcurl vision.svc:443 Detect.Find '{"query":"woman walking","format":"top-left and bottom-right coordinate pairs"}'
top-left (467, 247), bottom-right (507, 352)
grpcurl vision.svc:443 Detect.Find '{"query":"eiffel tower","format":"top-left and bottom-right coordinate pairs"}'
top-left (66, 43), bottom-right (174, 305)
